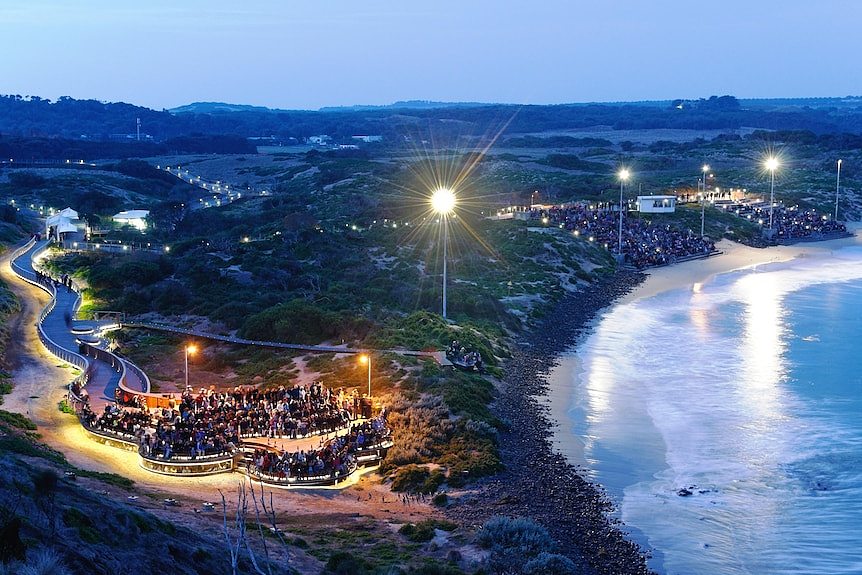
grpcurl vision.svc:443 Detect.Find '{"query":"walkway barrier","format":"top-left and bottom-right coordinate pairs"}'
top-left (237, 439), bottom-right (393, 488)
top-left (9, 238), bottom-right (393, 484)
top-left (9, 239), bottom-right (91, 397)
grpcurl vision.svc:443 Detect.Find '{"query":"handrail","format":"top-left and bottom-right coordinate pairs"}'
top-left (9, 239), bottom-right (92, 394)
top-left (9, 238), bottom-right (393, 483)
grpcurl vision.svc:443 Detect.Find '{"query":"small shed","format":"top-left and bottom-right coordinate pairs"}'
top-left (112, 210), bottom-right (150, 230)
top-left (637, 195), bottom-right (676, 214)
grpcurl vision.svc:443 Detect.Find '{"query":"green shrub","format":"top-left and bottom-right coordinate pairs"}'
top-left (74, 469), bottom-right (133, 489)
top-left (398, 519), bottom-right (457, 543)
top-left (476, 517), bottom-right (557, 575)
top-left (431, 493), bottom-right (449, 507)
top-left (62, 508), bottom-right (100, 544)
top-left (523, 552), bottom-right (582, 575)
top-left (0, 410), bottom-right (37, 430)
top-left (57, 399), bottom-right (75, 415)
top-left (322, 551), bottom-right (373, 575)
top-left (240, 299), bottom-right (343, 344)
top-left (391, 465), bottom-right (445, 494)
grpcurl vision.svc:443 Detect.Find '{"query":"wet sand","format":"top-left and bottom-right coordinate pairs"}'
top-left (535, 227), bottom-right (862, 571)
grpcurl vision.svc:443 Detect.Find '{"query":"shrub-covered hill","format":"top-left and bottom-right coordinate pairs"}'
top-left (0, 412), bottom-right (288, 575)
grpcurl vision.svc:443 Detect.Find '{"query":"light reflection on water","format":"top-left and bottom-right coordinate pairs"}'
top-left (571, 247), bottom-right (862, 575)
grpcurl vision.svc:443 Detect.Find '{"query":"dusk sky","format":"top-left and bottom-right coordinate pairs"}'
top-left (3, 0), bottom-right (860, 110)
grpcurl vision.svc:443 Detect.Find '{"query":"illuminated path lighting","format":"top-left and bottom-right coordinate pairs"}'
top-left (765, 157), bottom-right (779, 231)
top-left (617, 169), bottom-right (630, 255)
top-left (430, 187), bottom-right (456, 319)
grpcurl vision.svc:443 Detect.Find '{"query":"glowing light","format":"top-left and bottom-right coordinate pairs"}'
top-left (186, 345), bottom-right (197, 355)
top-left (702, 164), bottom-right (710, 173)
top-left (358, 354), bottom-right (368, 365)
top-left (765, 157), bottom-right (779, 171)
top-left (430, 187), bottom-right (456, 214)
top-left (618, 169), bottom-right (631, 181)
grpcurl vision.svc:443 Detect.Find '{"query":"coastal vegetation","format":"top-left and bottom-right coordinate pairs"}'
top-left (2, 95), bottom-right (861, 574)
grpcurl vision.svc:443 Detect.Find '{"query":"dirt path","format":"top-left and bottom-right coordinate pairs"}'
top-left (1, 248), bottom-right (70, 426)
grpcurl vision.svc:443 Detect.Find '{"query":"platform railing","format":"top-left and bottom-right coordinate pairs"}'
top-left (9, 238), bottom-right (393, 483)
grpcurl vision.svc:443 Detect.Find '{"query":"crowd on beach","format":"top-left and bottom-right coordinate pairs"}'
top-left (77, 382), bottom-right (380, 460)
top-left (727, 203), bottom-right (848, 241)
top-left (534, 204), bottom-right (716, 268)
top-left (248, 415), bottom-right (390, 480)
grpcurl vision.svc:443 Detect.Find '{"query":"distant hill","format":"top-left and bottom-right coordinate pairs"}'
top-left (4, 94), bottom-right (862, 149)
top-left (318, 100), bottom-right (498, 112)
top-left (169, 101), bottom-right (288, 114)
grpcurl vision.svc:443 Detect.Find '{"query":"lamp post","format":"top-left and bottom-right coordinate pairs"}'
top-left (358, 353), bottom-right (371, 398)
top-left (701, 164), bottom-right (710, 237)
top-left (765, 157), bottom-right (779, 231)
top-left (430, 187), bottom-right (456, 319)
top-left (185, 344), bottom-right (197, 388)
top-left (835, 159), bottom-right (843, 221)
top-left (617, 169), bottom-right (630, 255)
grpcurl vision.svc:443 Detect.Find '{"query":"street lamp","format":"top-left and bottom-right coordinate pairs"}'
top-left (701, 164), bottom-right (710, 237)
top-left (835, 159), bottom-right (843, 221)
top-left (430, 187), bottom-right (456, 319)
top-left (765, 157), bottom-right (779, 230)
top-left (617, 169), bottom-right (630, 255)
top-left (185, 344), bottom-right (197, 388)
top-left (358, 353), bottom-right (371, 398)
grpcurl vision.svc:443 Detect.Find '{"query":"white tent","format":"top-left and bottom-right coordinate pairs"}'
top-left (58, 207), bottom-right (79, 219)
top-left (46, 213), bottom-right (66, 227)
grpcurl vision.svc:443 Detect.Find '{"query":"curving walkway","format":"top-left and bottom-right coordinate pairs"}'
top-left (8, 237), bottom-right (393, 485)
top-left (124, 321), bottom-right (453, 366)
top-left (9, 240), bottom-right (141, 412)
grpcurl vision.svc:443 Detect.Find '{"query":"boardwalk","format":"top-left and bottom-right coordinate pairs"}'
top-left (10, 240), bottom-right (146, 411)
top-left (125, 322), bottom-right (453, 365)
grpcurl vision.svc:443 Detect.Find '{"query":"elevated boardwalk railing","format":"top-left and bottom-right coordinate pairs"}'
top-left (9, 238), bottom-right (392, 484)
top-left (123, 321), bottom-right (445, 363)
top-left (9, 239), bottom-right (92, 397)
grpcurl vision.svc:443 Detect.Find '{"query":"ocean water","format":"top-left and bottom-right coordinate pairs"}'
top-left (567, 247), bottom-right (862, 575)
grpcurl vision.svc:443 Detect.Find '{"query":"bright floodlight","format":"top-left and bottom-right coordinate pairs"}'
top-left (431, 187), bottom-right (456, 214)
top-left (186, 344), bottom-right (197, 355)
top-left (702, 164), bottom-right (710, 172)
top-left (765, 157), bottom-right (779, 171)
top-left (618, 169), bottom-right (630, 181)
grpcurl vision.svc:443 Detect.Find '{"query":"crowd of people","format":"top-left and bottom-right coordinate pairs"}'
top-left (728, 203), bottom-right (848, 241)
top-left (248, 415), bottom-right (390, 481)
top-left (33, 268), bottom-right (74, 291)
top-left (78, 382), bottom-right (381, 460)
top-left (445, 340), bottom-right (484, 370)
top-left (535, 204), bottom-right (716, 268)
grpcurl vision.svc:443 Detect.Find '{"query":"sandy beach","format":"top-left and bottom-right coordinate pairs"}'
top-left (538, 227), bottom-right (862, 571)
top-left (546, 228), bottom-right (862, 463)
top-left (623, 226), bottom-right (862, 305)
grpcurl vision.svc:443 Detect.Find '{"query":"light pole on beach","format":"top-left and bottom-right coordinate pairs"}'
top-left (617, 169), bottom-right (630, 256)
top-left (765, 157), bottom-right (779, 231)
top-left (701, 164), bottom-right (710, 237)
top-left (431, 187), bottom-right (456, 319)
top-left (835, 159), bottom-right (843, 221)
top-left (358, 353), bottom-right (371, 398)
top-left (185, 344), bottom-right (197, 388)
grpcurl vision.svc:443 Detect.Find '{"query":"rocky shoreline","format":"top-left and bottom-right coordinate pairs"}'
top-left (446, 271), bottom-right (656, 575)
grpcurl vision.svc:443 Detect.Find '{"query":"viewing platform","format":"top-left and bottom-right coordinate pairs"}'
top-left (8, 237), bottom-right (394, 486)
